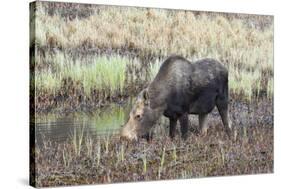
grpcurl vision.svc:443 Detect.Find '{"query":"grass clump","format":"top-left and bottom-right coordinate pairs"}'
top-left (35, 53), bottom-right (128, 97)
top-left (61, 55), bottom-right (128, 96)
top-left (35, 69), bottom-right (61, 94)
top-left (229, 67), bottom-right (262, 101)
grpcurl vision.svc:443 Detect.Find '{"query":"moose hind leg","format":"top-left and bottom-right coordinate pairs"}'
top-left (169, 118), bottom-right (178, 139)
top-left (199, 114), bottom-right (208, 136)
top-left (179, 114), bottom-right (189, 140)
top-left (216, 97), bottom-right (232, 137)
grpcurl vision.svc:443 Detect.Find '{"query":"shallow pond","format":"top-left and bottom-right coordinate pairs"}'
top-left (35, 103), bottom-right (132, 144)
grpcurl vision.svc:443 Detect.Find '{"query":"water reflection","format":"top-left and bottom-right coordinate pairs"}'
top-left (35, 103), bottom-right (131, 144)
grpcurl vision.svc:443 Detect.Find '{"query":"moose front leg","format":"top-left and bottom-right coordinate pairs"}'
top-left (179, 114), bottom-right (189, 140)
top-left (169, 118), bottom-right (178, 139)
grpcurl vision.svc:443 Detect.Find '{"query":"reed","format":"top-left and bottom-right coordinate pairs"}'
top-left (142, 154), bottom-right (147, 174)
top-left (172, 144), bottom-right (177, 163)
top-left (96, 138), bottom-right (101, 166)
top-left (72, 125), bottom-right (85, 156)
top-left (158, 147), bottom-right (166, 179)
top-left (85, 134), bottom-right (93, 157)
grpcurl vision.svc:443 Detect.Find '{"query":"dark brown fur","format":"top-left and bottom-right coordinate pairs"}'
top-left (121, 55), bottom-right (231, 140)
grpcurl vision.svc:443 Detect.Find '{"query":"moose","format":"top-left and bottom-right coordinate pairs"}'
top-left (120, 55), bottom-right (231, 141)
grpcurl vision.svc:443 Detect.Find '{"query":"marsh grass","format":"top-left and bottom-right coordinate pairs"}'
top-left (229, 67), bottom-right (263, 101)
top-left (35, 124), bottom-right (273, 187)
top-left (35, 54), bottom-right (128, 96)
top-left (34, 99), bottom-right (273, 187)
top-left (34, 51), bottom-right (272, 113)
top-left (34, 2), bottom-right (273, 66)
top-left (32, 1), bottom-right (273, 112)
top-left (35, 69), bottom-right (61, 94)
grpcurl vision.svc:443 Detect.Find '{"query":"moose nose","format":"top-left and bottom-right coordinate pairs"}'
top-left (120, 128), bottom-right (137, 141)
top-left (120, 135), bottom-right (128, 141)
top-left (120, 128), bottom-right (129, 140)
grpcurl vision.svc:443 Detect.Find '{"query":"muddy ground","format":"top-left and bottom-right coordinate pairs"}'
top-left (33, 98), bottom-right (273, 187)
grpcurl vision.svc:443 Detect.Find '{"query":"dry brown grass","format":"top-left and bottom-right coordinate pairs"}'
top-left (32, 1), bottom-right (273, 109)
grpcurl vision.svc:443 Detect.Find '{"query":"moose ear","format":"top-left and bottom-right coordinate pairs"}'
top-left (142, 89), bottom-right (149, 105)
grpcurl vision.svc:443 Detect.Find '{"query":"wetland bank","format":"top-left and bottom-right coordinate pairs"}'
top-left (30, 1), bottom-right (273, 187)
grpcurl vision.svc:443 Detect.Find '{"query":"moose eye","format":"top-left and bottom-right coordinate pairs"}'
top-left (135, 114), bottom-right (141, 120)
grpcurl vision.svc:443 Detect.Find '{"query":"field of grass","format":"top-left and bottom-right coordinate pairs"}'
top-left (31, 2), bottom-right (274, 112)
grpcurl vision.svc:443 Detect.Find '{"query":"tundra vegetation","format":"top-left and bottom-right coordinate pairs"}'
top-left (31, 2), bottom-right (273, 187)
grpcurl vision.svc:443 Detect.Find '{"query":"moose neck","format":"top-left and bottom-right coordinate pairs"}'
top-left (148, 106), bottom-right (165, 126)
top-left (147, 83), bottom-right (168, 109)
top-left (147, 86), bottom-right (167, 124)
